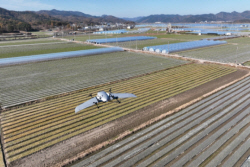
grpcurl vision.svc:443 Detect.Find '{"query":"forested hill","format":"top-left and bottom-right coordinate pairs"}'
top-left (136, 11), bottom-right (250, 23)
top-left (0, 7), bottom-right (66, 32)
top-left (36, 9), bottom-right (132, 24)
top-left (0, 8), bottom-right (132, 32)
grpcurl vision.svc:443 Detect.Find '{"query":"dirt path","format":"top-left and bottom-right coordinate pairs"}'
top-left (9, 69), bottom-right (249, 167)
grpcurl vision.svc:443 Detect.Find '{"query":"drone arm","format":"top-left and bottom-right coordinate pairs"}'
top-left (75, 97), bottom-right (99, 113)
top-left (111, 93), bottom-right (137, 99)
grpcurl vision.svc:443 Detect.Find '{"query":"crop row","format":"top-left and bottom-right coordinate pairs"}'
top-left (0, 144), bottom-right (4, 167)
top-left (178, 37), bottom-right (250, 64)
top-left (146, 34), bottom-right (217, 41)
top-left (0, 64), bottom-right (236, 162)
top-left (226, 37), bottom-right (250, 44)
top-left (73, 75), bottom-right (250, 167)
top-left (2, 65), bottom-right (223, 133)
top-left (61, 33), bottom-right (132, 42)
top-left (0, 42), bottom-right (100, 59)
top-left (106, 38), bottom-right (186, 50)
top-left (0, 38), bottom-right (62, 46)
top-left (244, 61), bottom-right (250, 66)
top-left (0, 51), bottom-right (188, 108)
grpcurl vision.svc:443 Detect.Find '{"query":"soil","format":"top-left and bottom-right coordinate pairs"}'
top-left (8, 69), bottom-right (249, 167)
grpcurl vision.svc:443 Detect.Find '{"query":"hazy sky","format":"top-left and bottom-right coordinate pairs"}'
top-left (1, 0), bottom-right (250, 17)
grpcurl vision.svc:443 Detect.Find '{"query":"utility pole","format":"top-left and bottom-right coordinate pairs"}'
top-left (136, 38), bottom-right (137, 50)
top-left (236, 46), bottom-right (238, 65)
top-left (168, 41), bottom-right (169, 54)
top-left (62, 27), bottom-right (63, 39)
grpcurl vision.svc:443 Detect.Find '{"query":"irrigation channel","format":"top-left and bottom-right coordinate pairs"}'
top-left (0, 64), bottom-right (236, 164)
top-left (72, 76), bottom-right (250, 167)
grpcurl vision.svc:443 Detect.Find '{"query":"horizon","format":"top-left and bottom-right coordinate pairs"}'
top-left (0, 0), bottom-right (250, 18)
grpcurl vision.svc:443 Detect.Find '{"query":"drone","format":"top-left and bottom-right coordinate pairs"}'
top-left (75, 88), bottom-right (137, 113)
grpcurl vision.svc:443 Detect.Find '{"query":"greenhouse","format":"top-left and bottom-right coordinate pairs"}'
top-left (0, 47), bottom-right (124, 66)
top-left (188, 31), bottom-right (234, 35)
top-left (93, 29), bottom-right (128, 34)
top-left (87, 36), bottom-right (156, 44)
top-left (143, 40), bottom-right (227, 54)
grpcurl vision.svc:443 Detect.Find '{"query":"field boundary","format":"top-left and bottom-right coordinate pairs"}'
top-left (55, 69), bottom-right (250, 167)
top-left (126, 48), bottom-right (250, 70)
top-left (0, 62), bottom-right (191, 112)
top-left (69, 38), bottom-right (250, 70)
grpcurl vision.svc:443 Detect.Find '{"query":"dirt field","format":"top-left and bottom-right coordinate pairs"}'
top-left (7, 68), bottom-right (249, 167)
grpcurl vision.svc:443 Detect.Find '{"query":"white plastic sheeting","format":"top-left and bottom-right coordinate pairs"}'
top-left (93, 29), bottom-right (128, 34)
top-left (143, 40), bottom-right (227, 54)
top-left (0, 47), bottom-right (124, 66)
top-left (188, 31), bottom-right (234, 35)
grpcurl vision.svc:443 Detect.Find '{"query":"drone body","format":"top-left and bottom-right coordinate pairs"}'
top-left (75, 89), bottom-right (136, 113)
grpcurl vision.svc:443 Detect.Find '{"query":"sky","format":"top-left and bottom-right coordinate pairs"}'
top-left (1, 0), bottom-right (250, 18)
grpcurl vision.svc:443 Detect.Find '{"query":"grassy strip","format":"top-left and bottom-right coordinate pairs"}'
top-left (0, 39), bottom-right (62, 46)
top-left (0, 43), bottom-right (101, 58)
top-left (243, 61), bottom-right (250, 66)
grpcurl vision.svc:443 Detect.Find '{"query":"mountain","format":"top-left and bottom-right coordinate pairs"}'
top-left (36, 9), bottom-right (132, 24)
top-left (0, 8), bottom-right (133, 32)
top-left (37, 9), bottom-right (94, 18)
top-left (122, 16), bottom-right (145, 22)
top-left (0, 7), bottom-right (62, 32)
top-left (0, 7), bottom-right (58, 23)
top-left (137, 10), bottom-right (250, 23)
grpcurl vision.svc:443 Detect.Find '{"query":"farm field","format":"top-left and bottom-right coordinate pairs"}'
top-left (0, 144), bottom-right (4, 167)
top-left (0, 42), bottom-right (101, 58)
top-left (106, 38), bottom-right (187, 50)
top-left (146, 33), bottom-right (217, 41)
top-left (178, 37), bottom-right (250, 64)
top-left (225, 37), bottom-right (250, 44)
top-left (0, 63), bottom-right (237, 165)
top-left (0, 34), bottom-right (52, 41)
top-left (30, 31), bottom-right (54, 36)
top-left (0, 51), bottom-right (188, 108)
top-left (61, 34), bottom-right (132, 42)
top-left (73, 75), bottom-right (250, 167)
top-left (60, 33), bottom-right (216, 42)
top-left (244, 61), bottom-right (250, 66)
top-left (0, 38), bottom-right (61, 46)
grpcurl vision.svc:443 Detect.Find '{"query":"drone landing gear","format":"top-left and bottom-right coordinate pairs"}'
top-left (89, 93), bottom-right (93, 97)
top-left (109, 88), bottom-right (121, 103)
top-left (116, 98), bottom-right (121, 103)
top-left (93, 102), bottom-right (99, 108)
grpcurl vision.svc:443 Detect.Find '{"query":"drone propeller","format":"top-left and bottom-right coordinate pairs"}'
top-left (108, 88), bottom-right (113, 98)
